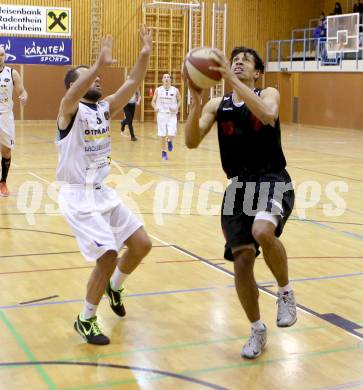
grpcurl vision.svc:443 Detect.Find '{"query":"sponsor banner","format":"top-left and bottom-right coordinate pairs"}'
top-left (0, 5), bottom-right (71, 36)
top-left (0, 36), bottom-right (72, 65)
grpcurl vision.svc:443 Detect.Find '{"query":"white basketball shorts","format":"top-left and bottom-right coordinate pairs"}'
top-left (58, 184), bottom-right (142, 262)
top-left (0, 112), bottom-right (15, 149)
top-left (157, 112), bottom-right (177, 137)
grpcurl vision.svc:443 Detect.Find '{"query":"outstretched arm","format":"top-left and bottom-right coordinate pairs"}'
top-left (105, 26), bottom-right (153, 117)
top-left (210, 52), bottom-right (280, 127)
top-left (58, 35), bottom-right (116, 127)
top-left (12, 69), bottom-right (28, 106)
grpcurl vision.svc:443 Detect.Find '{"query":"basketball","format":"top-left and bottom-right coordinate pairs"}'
top-left (183, 47), bottom-right (223, 90)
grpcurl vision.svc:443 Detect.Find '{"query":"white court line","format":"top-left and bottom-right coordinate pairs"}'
top-left (28, 172), bottom-right (51, 184)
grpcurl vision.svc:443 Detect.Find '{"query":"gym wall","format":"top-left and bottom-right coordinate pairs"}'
top-left (5, 0), bottom-right (360, 129)
top-left (265, 72), bottom-right (363, 130)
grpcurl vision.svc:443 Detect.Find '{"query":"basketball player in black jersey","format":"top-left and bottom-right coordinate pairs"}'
top-left (184, 47), bottom-right (297, 359)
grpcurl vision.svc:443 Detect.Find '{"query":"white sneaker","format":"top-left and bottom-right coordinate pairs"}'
top-left (277, 290), bottom-right (297, 327)
top-left (241, 325), bottom-right (267, 359)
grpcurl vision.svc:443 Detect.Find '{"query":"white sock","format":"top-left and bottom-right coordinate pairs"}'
top-left (251, 319), bottom-right (265, 331)
top-left (82, 301), bottom-right (98, 320)
top-left (278, 283), bottom-right (292, 294)
top-left (111, 266), bottom-right (129, 291)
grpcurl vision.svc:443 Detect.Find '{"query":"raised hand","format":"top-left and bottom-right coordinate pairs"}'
top-left (140, 25), bottom-right (153, 55)
top-left (98, 35), bottom-right (117, 67)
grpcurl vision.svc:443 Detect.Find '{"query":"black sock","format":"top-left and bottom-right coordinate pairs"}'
top-left (1, 157), bottom-right (11, 182)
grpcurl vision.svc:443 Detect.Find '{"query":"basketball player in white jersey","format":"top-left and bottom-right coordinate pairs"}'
top-left (151, 73), bottom-right (181, 160)
top-left (0, 47), bottom-right (28, 197)
top-left (56, 28), bottom-right (153, 345)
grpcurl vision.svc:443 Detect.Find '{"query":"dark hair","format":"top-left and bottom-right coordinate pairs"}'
top-left (334, 2), bottom-right (342, 13)
top-left (64, 65), bottom-right (89, 89)
top-left (230, 47), bottom-right (265, 74)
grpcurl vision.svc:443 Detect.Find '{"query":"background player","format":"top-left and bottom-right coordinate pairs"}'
top-left (0, 47), bottom-right (28, 197)
top-left (151, 73), bottom-right (181, 160)
top-left (121, 76), bottom-right (141, 141)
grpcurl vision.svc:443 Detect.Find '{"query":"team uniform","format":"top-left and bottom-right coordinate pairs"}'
top-left (155, 85), bottom-right (179, 136)
top-left (216, 90), bottom-right (295, 260)
top-left (56, 101), bottom-right (142, 262)
top-left (0, 66), bottom-right (15, 149)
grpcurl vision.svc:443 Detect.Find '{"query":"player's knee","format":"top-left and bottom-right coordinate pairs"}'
top-left (252, 225), bottom-right (274, 247)
top-left (233, 249), bottom-right (256, 275)
top-left (130, 235), bottom-right (152, 258)
top-left (1, 147), bottom-right (11, 158)
top-left (139, 235), bottom-right (152, 257)
top-left (97, 250), bottom-right (118, 271)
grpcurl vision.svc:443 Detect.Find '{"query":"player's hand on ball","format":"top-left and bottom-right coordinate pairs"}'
top-left (208, 51), bottom-right (234, 81)
top-left (98, 35), bottom-right (117, 67)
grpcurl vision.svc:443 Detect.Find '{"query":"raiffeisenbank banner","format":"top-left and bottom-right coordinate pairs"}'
top-left (0, 4), bottom-right (71, 36)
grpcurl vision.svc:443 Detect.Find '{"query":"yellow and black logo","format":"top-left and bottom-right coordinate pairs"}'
top-left (46, 9), bottom-right (69, 33)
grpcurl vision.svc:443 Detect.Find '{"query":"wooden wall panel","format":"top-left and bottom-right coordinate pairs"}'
top-left (102, 0), bottom-right (143, 68)
top-left (265, 71), bottom-right (363, 130)
top-left (21, 65), bottom-right (126, 120)
top-left (24, 65), bottom-right (70, 120)
top-left (323, 0), bottom-right (350, 15)
top-left (201, 0), bottom-right (324, 61)
top-left (264, 72), bottom-right (293, 123)
top-left (298, 73), bottom-right (363, 130)
top-left (257, 0), bottom-right (324, 56)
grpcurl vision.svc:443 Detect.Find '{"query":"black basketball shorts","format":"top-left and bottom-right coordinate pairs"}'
top-left (221, 169), bottom-right (295, 261)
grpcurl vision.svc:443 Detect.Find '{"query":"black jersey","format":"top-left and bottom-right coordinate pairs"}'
top-left (216, 90), bottom-right (287, 179)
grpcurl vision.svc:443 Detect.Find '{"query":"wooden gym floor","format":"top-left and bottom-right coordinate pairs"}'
top-left (0, 120), bottom-right (362, 389)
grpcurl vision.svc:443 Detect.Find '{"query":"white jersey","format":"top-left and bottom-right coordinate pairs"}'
top-left (156, 86), bottom-right (178, 113)
top-left (0, 66), bottom-right (14, 113)
top-left (56, 101), bottom-right (111, 185)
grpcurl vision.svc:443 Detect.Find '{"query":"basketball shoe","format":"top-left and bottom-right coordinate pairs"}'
top-left (105, 281), bottom-right (126, 317)
top-left (241, 324), bottom-right (267, 359)
top-left (74, 314), bottom-right (110, 345)
top-left (277, 290), bottom-right (297, 327)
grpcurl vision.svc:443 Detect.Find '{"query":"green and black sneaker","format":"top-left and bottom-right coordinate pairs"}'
top-left (105, 281), bottom-right (126, 317)
top-left (74, 314), bottom-right (110, 345)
